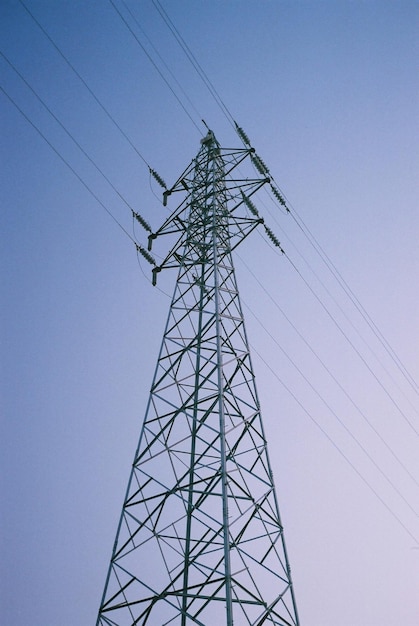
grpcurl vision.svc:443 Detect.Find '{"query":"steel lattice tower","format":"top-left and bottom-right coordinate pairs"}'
top-left (97, 130), bottom-right (300, 626)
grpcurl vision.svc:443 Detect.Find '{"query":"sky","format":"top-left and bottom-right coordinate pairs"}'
top-left (1, 1), bottom-right (418, 625)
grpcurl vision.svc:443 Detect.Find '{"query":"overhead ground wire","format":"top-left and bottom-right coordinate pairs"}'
top-left (121, 0), bottom-right (203, 124)
top-left (109, 0), bottom-right (203, 135)
top-left (151, 0), bottom-right (236, 129)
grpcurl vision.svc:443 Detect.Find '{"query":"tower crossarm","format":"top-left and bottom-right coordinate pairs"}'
top-left (148, 132), bottom-right (274, 285)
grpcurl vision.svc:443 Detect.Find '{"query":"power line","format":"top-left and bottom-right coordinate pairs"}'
top-left (11, 0), bottom-right (417, 548)
top-left (1, 84), bottom-right (140, 249)
top-left (147, 0), bottom-right (419, 413)
top-left (238, 251), bottom-right (419, 489)
top-left (250, 342), bottom-right (419, 545)
top-left (250, 203), bottom-right (419, 442)
top-left (18, 0), bottom-right (152, 169)
top-left (243, 299), bottom-right (419, 515)
top-left (256, 203), bottom-right (419, 420)
top-left (284, 249), bottom-right (419, 438)
top-left (263, 167), bottom-right (419, 398)
top-left (289, 205), bottom-right (419, 396)
top-left (0, 50), bottom-right (152, 239)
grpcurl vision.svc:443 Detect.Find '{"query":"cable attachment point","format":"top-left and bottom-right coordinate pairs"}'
top-left (132, 210), bottom-right (152, 233)
top-left (163, 189), bottom-right (173, 206)
top-left (234, 122), bottom-right (251, 146)
top-left (147, 233), bottom-right (157, 251)
top-left (136, 243), bottom-right (156, 265)
top-left (152, 266), bottom-right (161, 286)
top-left (264, 225), bottom-right (284, 253)
top-left (150, 168), bottom-right (167, 189)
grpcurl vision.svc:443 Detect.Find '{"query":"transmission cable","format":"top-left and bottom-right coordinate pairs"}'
top-left (143, 0), bottom-right (417, 406)
top-left (238, 251), bottom-right (419, 489)
top-left (254, 205), bottom-right (419, 420)
top-left (290, 204), bottom-right (419, 395)
top-left (1, 85), bottom-right (143, 250)
top-left (256, 223), bottom-right (419, 440)
top-left (283, 249), bottom-right (419, 438)
top-left (18, 0), bottom-right (418, 496)
top-left (242, 298), bottom-right (419, 514)
top-left (1, 51), bottom-right (152, 240)
top-left (244, 140), bottom-right (419, 401)
top-left (18, 0), bottom-right (152, 169)
top-left (264, 166), bottom-right (419, 397)
top-left (251, 342), bottom-right (418, 544)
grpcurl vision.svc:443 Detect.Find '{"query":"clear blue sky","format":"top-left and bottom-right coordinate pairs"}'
top-left (1, 1), bottom-right (418, 624)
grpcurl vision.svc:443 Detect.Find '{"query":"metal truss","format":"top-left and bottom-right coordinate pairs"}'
top-left (97, 131), bottom-right (300, 626)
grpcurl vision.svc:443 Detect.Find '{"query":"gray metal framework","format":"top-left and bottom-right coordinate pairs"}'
top-left (97, 131), bottom-right (300, 625)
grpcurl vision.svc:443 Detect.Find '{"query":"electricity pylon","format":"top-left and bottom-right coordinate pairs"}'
top-left (97, 129), bottom-right (300, 625)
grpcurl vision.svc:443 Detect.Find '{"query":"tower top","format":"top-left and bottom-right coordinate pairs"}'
top-left (200, 128), bottom-right (215, 145)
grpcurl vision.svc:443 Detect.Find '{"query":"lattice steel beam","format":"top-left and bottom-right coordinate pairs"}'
top-left (97, 131), bottom-right (300, 626)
